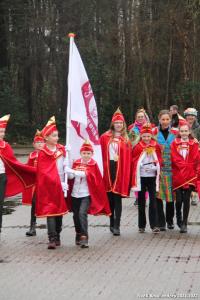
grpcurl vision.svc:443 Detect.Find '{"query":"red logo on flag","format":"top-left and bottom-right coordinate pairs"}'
top-left (71, 81), bottom-right (100, 145)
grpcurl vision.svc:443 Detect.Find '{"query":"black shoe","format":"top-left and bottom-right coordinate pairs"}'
top-left (167, 223), bottom-right (174, 230)
top-left (80, 235), bottom-right (89, 248)
top-left (180, 224), bottom-right (187, 233)
top-left (110, 226), bottom-right (114, 233)
top-left (26, 225), bottom-right (36, 236)
top-left (113, 228), bottom-right (120, 236)
top-left (134, 199), bottom-right (138, 206)
top-left (159, 227), bottom-right (166, 231)
top-left (138, 228), bottom-right (145, 233)
top-left (152, 227), bottom-right (160, 234)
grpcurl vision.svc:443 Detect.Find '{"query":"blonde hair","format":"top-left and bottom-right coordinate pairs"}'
top-left (110, 122), bottom-right (129, 142)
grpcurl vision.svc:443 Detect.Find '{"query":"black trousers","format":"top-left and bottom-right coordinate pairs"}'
top-left (138, 177), bottom-right (158, 229)
top-left (175, 187), bottom-right (192, 226)
top-left (30, 193), bottom-right (36, 225)
top-left (156, 198), bottom-right (174, 228)
top-left (72, 196), bottom-right (90, 237)
top-left (47, 216), bottom-right (63, 241)
top-left (0, 174), bottom-right (7, 230)
top-left (108, 160), bottom-right (122, 229)
top-left (108, 192), bottom-right (122, 228)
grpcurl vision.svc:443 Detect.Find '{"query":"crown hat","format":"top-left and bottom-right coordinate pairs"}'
top-left (33, 129), bottom-right (44, 143)
top-left (178, 119), bottom-right (190, 128)
top-left (111, 107), bottom-right (125, 123)
top-left (41, 116), bottom-right (58, 137)
top-left (140, 123), bottom-right (153, 135)
top-left (0, 114), bottom-right (10, 129)
top-left (80, 140), bottom-right (94, 153)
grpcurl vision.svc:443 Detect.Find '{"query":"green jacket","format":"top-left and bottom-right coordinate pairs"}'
top-left (192, 121), bottom-right (200, 141)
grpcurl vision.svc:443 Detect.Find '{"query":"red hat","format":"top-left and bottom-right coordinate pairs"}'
top-left (33, 129), bottom-right (44, 143)
top-left (179, 119), bottom-right (190, 128)
top-left (80, 140), bottom-right (94, 153)
top-left (140, 123), bottom-right (153, 135)
top-left (111, 108), bottom-right (125, 122)
top-left (41, 116), bottom-right (58, 137)
top-left (0, 114), bottom-right (10, 129)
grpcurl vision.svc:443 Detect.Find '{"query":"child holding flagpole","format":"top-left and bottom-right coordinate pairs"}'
top-left (66, 140), bottom-right (111, 248)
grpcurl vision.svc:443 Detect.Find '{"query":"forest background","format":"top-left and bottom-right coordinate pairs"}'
top-left (1, 0), bottom-right (200, 142)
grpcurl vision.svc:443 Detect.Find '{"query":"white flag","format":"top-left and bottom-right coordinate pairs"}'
top-left (66, 35), bottom-right (103, 174)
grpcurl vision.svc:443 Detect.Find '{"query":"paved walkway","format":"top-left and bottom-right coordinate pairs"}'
top-left (1, 195), bottom-right (200, 300)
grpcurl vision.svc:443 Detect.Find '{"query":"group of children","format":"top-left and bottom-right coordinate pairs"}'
top-left (0, 107), bottom-right (200, 250)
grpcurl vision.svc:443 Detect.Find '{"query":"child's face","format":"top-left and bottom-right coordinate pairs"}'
top-left (179, 125), bottom-right (190, 139)
top-left (113, 121), bottom-right (124, 132)
top-left (136, 112), bottom-right (145, 123)
top-left (159, 114), bottom-right (171, 129)
top-left (45, 131), bottom-right (59, 146)
top-left (141, 133), bottom-right (152, 144)
top-left (80, 151), bottom-right (93, 162)
top-left (0, 128), bottom-right (6, 140)
top-left (33, 141), bottom-right (44, 151)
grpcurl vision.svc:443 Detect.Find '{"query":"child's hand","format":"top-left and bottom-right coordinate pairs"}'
top-left (145, 164), bottom-right (157, 172)
top-left (74, 170), bottom-right (85, 177)
top-left (61, 182), bottom-right (68, 193)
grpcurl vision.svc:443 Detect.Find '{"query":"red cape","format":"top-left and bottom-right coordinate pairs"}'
top-left (0, 141), bottom-right (36, 197)
top-left (131, 140), bottom-right (162, 191)
top-left (35, 144), bottom-right (68, 218)
top-left (67, 158), bottom-right (111, 216)
top-left (171, 138), bottom-right (199, 190)
top-left (100, 131), bottom-right (132, 197)
top-left (22, 150), bottom-right (38, 205)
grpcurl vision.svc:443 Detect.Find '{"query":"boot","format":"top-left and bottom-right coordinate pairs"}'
top-left (80, 235), bottom-right (89, 248)
top-left (180, 224), bottom-right (187, 233)
top-left (47, 233), bottom-right (56, 249)
top-left (113, 218), bottom-right (120, 236)
top-left (26, 222), bottom-right (36, 236)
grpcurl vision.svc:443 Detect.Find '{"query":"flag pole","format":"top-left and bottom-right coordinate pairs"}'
top-left (65, 32), bottom-right (75, 197)
top-left (66, 32), bottom-right (75, 146)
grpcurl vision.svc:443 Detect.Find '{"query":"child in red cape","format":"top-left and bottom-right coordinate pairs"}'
top-left (131, 123), bottom-right (162, 233)
top-left (0, 114), bottom-right (36, 233)
top-left (100, 108), bottom-right (132, 236)
top-left (22, 130), bottom-right (44, 236)
top-left (171, 121), bottom-right (199, 233)
top-left (66, 141), bottom-right (111, 248)
top-left (35, 116), bottom-right (68, 249)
